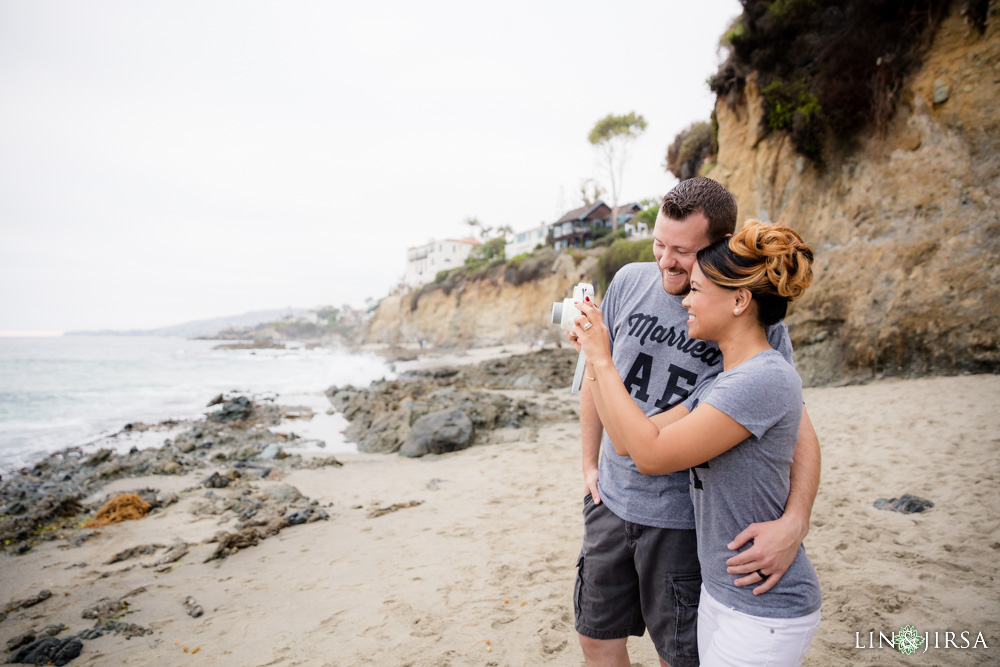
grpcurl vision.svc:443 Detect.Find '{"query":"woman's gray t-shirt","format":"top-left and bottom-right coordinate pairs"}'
top-left (683, 349), bottom-right (822, 617)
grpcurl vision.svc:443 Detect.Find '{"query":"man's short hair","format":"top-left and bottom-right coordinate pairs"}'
top-left (660, 177), bottom-right (738, 243)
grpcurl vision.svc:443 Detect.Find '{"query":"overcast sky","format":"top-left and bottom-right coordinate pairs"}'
top-left (0, 0), bottom-right (741, 333)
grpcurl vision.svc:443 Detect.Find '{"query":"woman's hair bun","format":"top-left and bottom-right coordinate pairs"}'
top-left (729, 219), bottom-right (814, 301)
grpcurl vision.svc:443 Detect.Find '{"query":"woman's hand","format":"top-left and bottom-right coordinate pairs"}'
top-left (572, 300), bottom-right (612, 368)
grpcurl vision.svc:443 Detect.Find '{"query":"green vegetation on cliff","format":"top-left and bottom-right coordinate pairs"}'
top-left (595, 238), bottom-right (656, 295)
top-left (709, 0), bottom-right (952, 161)
top-left (666, 121), bottom-right (715, 180)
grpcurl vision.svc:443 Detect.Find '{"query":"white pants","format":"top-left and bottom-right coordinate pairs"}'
top-left (697, 585), bottom-right (820, 667)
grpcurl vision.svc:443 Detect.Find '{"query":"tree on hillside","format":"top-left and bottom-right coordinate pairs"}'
top-left (588, 111), bottom-right (648, 231)
top-left (464, 216), bottom-right (494, 240)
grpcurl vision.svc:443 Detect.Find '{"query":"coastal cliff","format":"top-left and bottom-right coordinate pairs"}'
top-left (711, 6), bottom-right (1000, 385)
top-left (365, 250), bottom-right (601, 348)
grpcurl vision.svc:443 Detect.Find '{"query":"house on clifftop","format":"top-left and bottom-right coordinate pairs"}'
top-left (506, 222), bottom-right (550, 258)
top-left (549, 201), bottom-right (643, 250)
top-left (402, 238), bottom-right (480, 289)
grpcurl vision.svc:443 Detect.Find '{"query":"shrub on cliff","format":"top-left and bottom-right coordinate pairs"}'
top-left (666, 121), bottom-right (715, 180)
top-left (710, 0), bottom-right (951, 161)
top-left (505, 248), bottom-right (557, 286)
top-left (592, 228), bottom-right (627, 248)
top-left (596, 238), bottom-right (655, 295)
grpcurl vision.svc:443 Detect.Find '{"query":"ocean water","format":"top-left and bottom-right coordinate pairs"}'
top-left (0, 335), bottom-right (393, 474)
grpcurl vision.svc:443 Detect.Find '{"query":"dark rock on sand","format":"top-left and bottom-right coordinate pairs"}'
top-left (84, 449), bottom-right (113, 467)
top-left (327, 382), bottom-right (531, 454)
top-left (9, 635), bottom-right (82, 666)
top-left (209, 396), bottom-right (254, 422)
top-left (81, 597), bottom-right (129, 620)
top-left (257, 443), bottom-right (283, 460)
top-left (874, 494), bottom-right (935, 513)
top-left (203, 471), bottom-right (231, 488)
top-left (183, 596), bottom-right (204, 618)
top-left (399, 408), bottom-right (474, 458)
top-left (4, 501), bottom-right (27, 515)
top-left (106, 544), bottom-right (164, 565)
top-left (206, 516), bottom-right (288, 562)
top-left (196, 479), bottom-right (322, 561)
top-left (129, 487), bottom-right (179, 511)
top-left (326, 348), bottom-right (573, 455)
top-left (91, 618), bottom-right (152, 638)
top-left (69, 530), bottom-right (100, 548)
top-left (284, 506), bottom-right (328, 525)
top-left (5, 590), bottom-right (52, 613)
top-left (152, 542), bottom-right (189, 568)
top-left (38, 624), bottom-right (67, 637)
top-left (300, 456), bottom-right (343, 469)
top-left (0, 493), bottom-right (83, 553)
top-left (8, 624), bottom-right (68, 652)
top-left (7, 630), bottom-right (39, 652)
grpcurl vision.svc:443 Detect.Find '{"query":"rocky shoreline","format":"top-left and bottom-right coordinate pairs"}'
top-left (327, 348), bottom-right (579, 456)
top-left (0, 348), bottom-right (579, 665)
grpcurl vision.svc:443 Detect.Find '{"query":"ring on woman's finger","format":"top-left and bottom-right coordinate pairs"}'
top-left (581, 322), bottom-right (593, 331)
top-left (756, 569), bottom-right (768, 581)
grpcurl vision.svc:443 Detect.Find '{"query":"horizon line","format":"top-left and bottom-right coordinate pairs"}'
top-left (0, 331), bottom-right (66, 338)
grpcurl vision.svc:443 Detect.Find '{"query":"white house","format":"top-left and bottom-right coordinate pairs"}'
top-left (402, 238), bottom-right (480, 289)
top-left (506, 223), bottom-right (550, 258)
top-left (623, 219), bottom-right (650, 238)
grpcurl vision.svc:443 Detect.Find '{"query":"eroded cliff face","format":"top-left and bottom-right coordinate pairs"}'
top-left (711, 7), bottom-right (1000, 385)
top-left (365, 251), bottom-right (601, 348)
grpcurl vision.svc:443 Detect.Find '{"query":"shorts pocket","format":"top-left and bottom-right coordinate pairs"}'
top-left (573, 555), bottom-right (585, 619)
top-left (668, 573), bottom-right (701, 659)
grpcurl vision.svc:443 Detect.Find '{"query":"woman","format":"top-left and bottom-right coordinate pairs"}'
top-left (572, 220), bottom-right (821, 666)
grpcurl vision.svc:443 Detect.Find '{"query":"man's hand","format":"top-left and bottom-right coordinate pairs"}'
top-left (583, 468), bottom-right (601, 504)
top-left (564, 329), bottom-right (582, 353)
top-left (725, 513), bottom-right (808, 594)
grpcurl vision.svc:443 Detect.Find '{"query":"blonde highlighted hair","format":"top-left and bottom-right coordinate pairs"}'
top-left (697, 220), bottom-right (814, 325)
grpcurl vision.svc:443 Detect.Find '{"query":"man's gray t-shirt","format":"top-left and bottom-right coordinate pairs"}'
top-left (596, 262), bottom-right (793, 529)
top-left (683, 350), bottom-right (822, 617)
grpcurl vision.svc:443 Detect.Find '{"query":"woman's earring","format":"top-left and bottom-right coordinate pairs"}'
top-left (733, 308), bottom-right (740, 315)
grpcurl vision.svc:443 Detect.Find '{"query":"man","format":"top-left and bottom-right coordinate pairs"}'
top-left (572, 177), bottom-right (820, 667)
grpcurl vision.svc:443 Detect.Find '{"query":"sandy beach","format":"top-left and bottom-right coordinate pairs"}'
top-left (1, 358), bottom-right (998, 666)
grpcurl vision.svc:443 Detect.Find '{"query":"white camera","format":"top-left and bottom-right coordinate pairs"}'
top-left (551, 282), bottom-right (595, 332)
